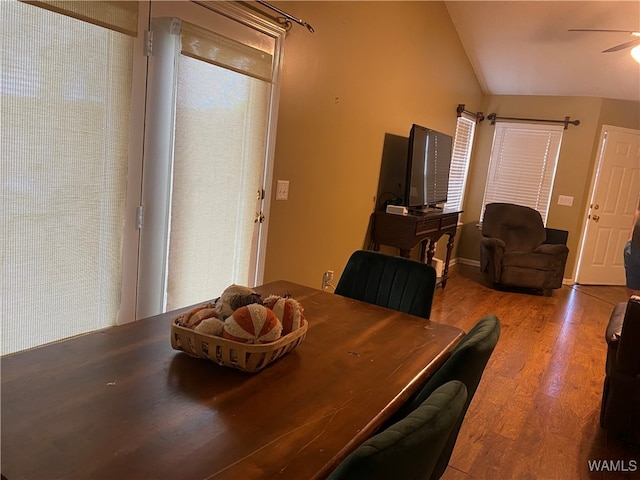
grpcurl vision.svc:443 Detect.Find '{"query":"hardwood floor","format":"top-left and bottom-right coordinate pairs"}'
top-left (432, 264), bottom-right (639, 480)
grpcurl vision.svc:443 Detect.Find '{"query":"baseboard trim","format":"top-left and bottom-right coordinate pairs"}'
top-left (456, 257), bottom-right (575, 286)
top-left (456, 257), bottom-right (480, 268)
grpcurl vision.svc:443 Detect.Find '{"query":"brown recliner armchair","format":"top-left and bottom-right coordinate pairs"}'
top-left (480, 203), bottom-right (569, 295)
top-left (601, 296), bottom-right (640, 444)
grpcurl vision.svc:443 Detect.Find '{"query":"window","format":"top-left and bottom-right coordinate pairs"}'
top-left (1, 0), bottom-right (138, 355)
top-left (1, 0), bottom-right (285, 354)
top-left (481, 122), bottom-right (563, 224)
top-left (446, 114), bottom-right (477, 211)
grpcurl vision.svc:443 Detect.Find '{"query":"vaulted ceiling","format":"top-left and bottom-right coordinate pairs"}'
top-left (445, 1), bottom-right (640, 102)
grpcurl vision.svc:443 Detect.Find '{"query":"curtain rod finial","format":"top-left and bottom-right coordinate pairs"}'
top-left (256, 0), bottom-right (314, 33)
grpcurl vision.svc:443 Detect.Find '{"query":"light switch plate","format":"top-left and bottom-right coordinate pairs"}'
top-left (558, 195), bottom-right (573, 206)
top-left (276, 180), bottom-right (289, 200)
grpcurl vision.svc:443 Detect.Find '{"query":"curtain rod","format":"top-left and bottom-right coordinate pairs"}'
top-left (487, 113), bottom-right (580, 129)
top-left (457, 104), bottom-right (484, 124)
top-left (255, 1), bottom-right (314, 32)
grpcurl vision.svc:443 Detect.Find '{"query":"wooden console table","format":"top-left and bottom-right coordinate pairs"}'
top-left (370, 209), bottom-right (461, 288)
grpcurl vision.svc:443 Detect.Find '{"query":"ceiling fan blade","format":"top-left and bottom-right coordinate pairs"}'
top-left (603, 38), bottom-right (640, 53)
top-left (568, 29), bottom-right (639, 34)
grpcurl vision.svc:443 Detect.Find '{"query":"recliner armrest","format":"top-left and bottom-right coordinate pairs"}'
top-left (479, 237), bottom-right (505, 283)
top-left (606, 302), bottom-right (627, 347)
top-left (617, 296), bottom-right (640, 374)
top-left (480, 237), bottom-right (506, 250)
top-left (544, 228), bottom-right (568, 245)
top-left (534, 244), bottom-right (569, 256)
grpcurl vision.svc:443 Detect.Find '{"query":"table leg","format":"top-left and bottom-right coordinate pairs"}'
top-left (426, 239), bottom-right (436, 265)
top-left (419, 240), bottom-right (428, 263)
top-left (442, 234), bottom-right (455, 289)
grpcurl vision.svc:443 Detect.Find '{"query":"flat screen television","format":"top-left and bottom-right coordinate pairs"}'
top-left (404, 124), bottom-right (452, 211)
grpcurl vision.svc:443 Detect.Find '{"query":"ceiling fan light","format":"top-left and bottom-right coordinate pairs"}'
top-left (632, 45), bottom-right (640, 64)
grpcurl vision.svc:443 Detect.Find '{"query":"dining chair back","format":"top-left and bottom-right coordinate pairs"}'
top-left (335, 250), bottom-right (437, 319)
top-left (326, 380), bottom-right (468, 480)
top-left (396, 315), bottom-right (501, 480)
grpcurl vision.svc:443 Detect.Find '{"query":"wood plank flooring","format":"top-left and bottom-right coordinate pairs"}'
top-left (432, 264), bottom-right (639, 480)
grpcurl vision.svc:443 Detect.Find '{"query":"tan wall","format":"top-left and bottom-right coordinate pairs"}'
top-left (597, 98), bottom-right (640, 130)
top-left (263, 1), bottom-right (640, 288)
top-left (263, 1), bottom-right (483, 288)
top-left (457, 95), bottom-right (640, 279)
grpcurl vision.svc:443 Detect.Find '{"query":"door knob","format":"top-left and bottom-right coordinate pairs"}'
top-left (592, 215), bottom-right (600, 222)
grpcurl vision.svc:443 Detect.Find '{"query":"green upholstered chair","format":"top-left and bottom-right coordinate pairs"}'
top-left (326, 381), bottom-right (468, 480)
top-left (335, 250), bottom-right (438, 319)
top-left (393, 315), bottom-right (501, 480)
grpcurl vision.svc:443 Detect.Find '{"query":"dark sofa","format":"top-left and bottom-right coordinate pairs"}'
top-left (601, 295), bottom-right (640, 444)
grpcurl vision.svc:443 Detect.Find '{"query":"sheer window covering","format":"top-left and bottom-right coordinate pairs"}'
top-left (1, 0), bottom-right (136, 354)
top-left (164, 20), bottom-right (271, 311)
top-left (180, 20), bottom-right (273, 82)
top-left (135, 7), bottom-right (284, 319)
top-left (22, 1), bottom-right (138, 36)
top-left (481, 122), bottom-right (563, 224)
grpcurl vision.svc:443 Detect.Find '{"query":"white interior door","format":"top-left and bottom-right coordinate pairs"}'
top-left (576, 126), bottom-right (640, 285)
top-left (136, 1), bottom-right (283, 318)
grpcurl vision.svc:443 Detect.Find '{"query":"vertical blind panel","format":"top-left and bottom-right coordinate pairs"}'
top-left (181, 20), bottom-right (273, 82)
top-left (22, 1), bottom-right (139, 36)
top-left (1, 0), bottom-right (133, 354)
top-left (482, 123), bottom-right (563, 223)
top-left (447, 115), bottom-right (475, 211)
top-left (165, 54), bottom-right (270, 311)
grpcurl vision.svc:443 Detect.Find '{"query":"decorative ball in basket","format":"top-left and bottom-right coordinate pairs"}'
top-left (171, 285), bottom-right (307, 373)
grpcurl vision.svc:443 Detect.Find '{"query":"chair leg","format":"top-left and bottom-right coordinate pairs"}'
top-left (600, 376), bottom-right (609, 428)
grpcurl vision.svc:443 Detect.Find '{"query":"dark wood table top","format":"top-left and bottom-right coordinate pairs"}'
top-left (1, 281), bottom-right (464, 480)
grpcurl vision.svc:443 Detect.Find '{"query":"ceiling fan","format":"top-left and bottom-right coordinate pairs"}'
top-left (568, 29), bottom-right (640, 53)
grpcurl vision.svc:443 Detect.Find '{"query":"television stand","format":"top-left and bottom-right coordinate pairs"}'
top-left (370, 209), bottom-right (461, 288)
top-left (408, 205), bottom-right (443, 215)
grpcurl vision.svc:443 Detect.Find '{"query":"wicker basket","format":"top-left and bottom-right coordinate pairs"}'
top-left (170, 316), bottom-right (308, 373)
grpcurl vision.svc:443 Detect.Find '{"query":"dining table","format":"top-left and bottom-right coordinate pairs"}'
top-left (1, 280), bottom-right (464, 480)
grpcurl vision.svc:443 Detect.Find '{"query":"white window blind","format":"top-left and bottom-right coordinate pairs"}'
top-left (446, 114), bottom-right (476, 211)
top-left (481, 122), bottom-right (563, 224)
top-left (1, 0), bottom-right (136, 354)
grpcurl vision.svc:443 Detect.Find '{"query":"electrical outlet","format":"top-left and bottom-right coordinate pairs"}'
top-left (321, 270), bottom-right (334, 291)
top-left (276, 180), bottom-right (289, 200)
